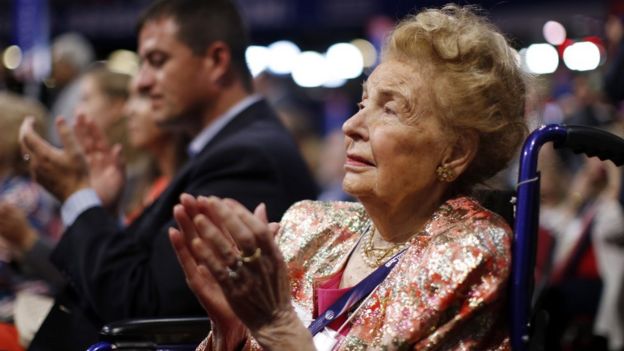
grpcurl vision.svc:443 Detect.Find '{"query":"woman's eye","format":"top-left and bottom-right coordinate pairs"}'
top-left (357, 102), bottom-right (365, 110)
top-left (383, 106), bottom-right (396, 115)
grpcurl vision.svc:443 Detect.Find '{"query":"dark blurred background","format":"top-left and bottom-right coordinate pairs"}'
top-left (1, 0), bottom-right (622, 158)
top-left (0, 0), bottom-right (620, 141)
top-left (0, 0), bottom-right (618, 59)
top-left (1, 4), bottom-right (624, 350)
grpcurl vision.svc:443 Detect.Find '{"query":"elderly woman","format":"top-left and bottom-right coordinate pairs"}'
top-left (170, 5), bottom-right (527, 350)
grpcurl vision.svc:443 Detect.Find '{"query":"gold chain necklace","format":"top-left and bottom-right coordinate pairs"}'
top-left (359, 223), bottom-right (411, 268)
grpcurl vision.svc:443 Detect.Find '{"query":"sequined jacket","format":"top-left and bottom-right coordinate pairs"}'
top-left (201, 197), bottom-right (512, 350)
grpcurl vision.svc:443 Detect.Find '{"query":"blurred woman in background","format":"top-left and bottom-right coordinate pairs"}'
top-left (0, 92), bottom-right (63, 286)
top-left (123, 76), bottom-right (188, 223)
top-left (74, 64), bottom-right (150, 216)
top-left (0, 92), bottom-right (64, 349)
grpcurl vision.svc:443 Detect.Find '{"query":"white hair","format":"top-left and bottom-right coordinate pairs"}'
top-left (52, 32), bottom-right (95, 71)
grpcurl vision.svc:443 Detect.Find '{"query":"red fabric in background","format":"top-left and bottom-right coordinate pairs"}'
top-left (535, 227), bottom-right (555, 283)
top-left (575, 245), bottom-right (599, 280)
top-left (0, 323), bottom-right (24, 351)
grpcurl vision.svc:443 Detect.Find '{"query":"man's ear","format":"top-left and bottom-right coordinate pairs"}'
top-left (203, 41), bottom-right (231, 85)
top-left (440, 130), bottom-right (479, 182)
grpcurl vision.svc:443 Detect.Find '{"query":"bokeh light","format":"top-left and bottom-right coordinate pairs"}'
top-left (563, 41), bottom-right (601, 71)
top-left (107, 49), bottom-right (139, 75)
top-left (325, 42), bottom-right (364, 80)
top-left (351, 39), bottom-right (377, 68)
top-left (267, 40), bottom-right (300, 75)
top-left (245, 45), bottom-right (270, 77)
top-left (3, 45), bottom-right (23, 70)
top-left (523, 43), bottom-right (559, 74)
top-left (543, 21), bottom-right (567, 45)
top-left (291, 51), bottom-right (328, 88)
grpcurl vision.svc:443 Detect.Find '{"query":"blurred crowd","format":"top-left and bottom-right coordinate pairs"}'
top-left (519, 14), bottom-right (624, 351)
top-left (0, 4), bottom-right (622, 351)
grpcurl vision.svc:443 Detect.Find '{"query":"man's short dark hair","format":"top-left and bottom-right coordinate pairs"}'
top-left (138, 0), bottom-right (253, 91)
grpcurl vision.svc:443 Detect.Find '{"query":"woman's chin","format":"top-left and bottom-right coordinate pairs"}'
top-left (341, 180), bottom-right (371, 199)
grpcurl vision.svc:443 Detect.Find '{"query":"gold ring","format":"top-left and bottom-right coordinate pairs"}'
top-left (240, 247), bottom-right (261, 263)
top-left (23, 153), bottom-right (31, 162)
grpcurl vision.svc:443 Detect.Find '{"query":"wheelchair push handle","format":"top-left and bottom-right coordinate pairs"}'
top-left (557, 125), bottom-right (624, 166)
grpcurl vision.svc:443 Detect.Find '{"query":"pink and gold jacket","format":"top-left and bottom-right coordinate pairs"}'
top-left (201, 197), bottom-right (512, 350)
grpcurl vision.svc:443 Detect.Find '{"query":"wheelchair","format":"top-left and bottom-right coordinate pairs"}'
top-left (88, 124), bottom-right (624, 351)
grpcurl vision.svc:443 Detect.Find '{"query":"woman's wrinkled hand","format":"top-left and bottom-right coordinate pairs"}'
top-left (172, 195), bottom-right (314, 350)
top-left (170, 194), bottom-right (247, 351)
top-left (170, 194), bottom-right (239, 324)
top-left (191, 197), bottom-right (289, 331)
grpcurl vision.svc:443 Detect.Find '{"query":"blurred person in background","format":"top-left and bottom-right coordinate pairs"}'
top-left (533, 145), bottom-right (571, 284)
top-left (19, 0), bottom-right (317, 349)
top-left (604, 15), bottom-right (624, 106)
top-left (123, 75), bottom-right (188, 223)
top-left (172, 4), bottom-right (528, 350)
top-left (252, 73), bottom-right (354, 202)
top-left (544, 72), bottom-right (616, 175)
top-left (47, 33), bottom-right (95, 145)
top-left (316, 129), bottom-right (353, 201)
top-left (591, 160), bottom-right (624, 351)
top-left (273, 102), bottom-right (321, 179)
top-left (0, 71), bottom-right (186, 347)
top-left (74, 65), bottom-right (130, 148)
top-left (0, 92), bottom-right (65, 349)
top-left (253, 73), bottom-right (323, 176)
top-left (532, 14), bottom-right (624, 348)
top-left (538, 153), bottom-right (624, 351)
top-left (604, 13), bottom-right (624, 216)
top-left (565, 74), bottom-right (613, 128)
top-left (0, 92), bottom-right (63, 283)
top-left (73, 64), bottom-right (151, 216)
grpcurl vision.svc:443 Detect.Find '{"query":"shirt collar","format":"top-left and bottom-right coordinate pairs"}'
top-left (187, 94), bottom-right (262, 157)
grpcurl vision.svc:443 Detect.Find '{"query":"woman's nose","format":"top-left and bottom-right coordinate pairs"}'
top-left (342, 110), bottom-right (367, 141)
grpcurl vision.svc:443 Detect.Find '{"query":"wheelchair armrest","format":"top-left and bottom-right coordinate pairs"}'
top-left (100, 317), bottom-right (211, 346)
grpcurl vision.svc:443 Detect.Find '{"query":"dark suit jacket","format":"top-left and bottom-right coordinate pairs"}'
top-left (29, 99), bottom-right (317, 350)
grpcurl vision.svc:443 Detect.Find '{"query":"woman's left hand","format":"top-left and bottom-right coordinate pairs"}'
top-left (191, 197), bottom-right (290, 329)
top-left (191, 197), bottom-right (314, 350)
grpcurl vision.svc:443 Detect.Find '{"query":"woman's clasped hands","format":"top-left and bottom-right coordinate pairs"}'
top-left (169, 194), bottom-right (314, 351)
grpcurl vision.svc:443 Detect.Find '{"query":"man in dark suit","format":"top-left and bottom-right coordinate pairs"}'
top-left (19, 0), bottom-right (317, 349)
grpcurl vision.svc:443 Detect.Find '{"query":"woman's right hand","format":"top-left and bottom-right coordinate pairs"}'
top-left (170, 194), bottom-right (246, 351)
top-left (186, 197), bottom-right (314, 351)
